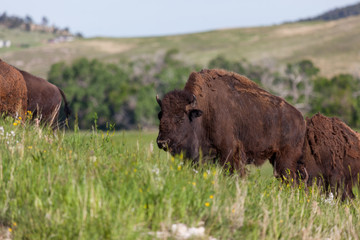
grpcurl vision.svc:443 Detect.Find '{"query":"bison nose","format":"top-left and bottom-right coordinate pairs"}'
top-left (157, 138), bottom-right (170, 150)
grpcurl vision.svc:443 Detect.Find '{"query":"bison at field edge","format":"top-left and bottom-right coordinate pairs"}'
top-left (16, 68), bottom-right (71, 127)
top-left (297, 113), bottom-right (360, 200)
top-left (0, 59), bottom-right (28, 118)
top-left (156, 69), bottom-right (306, 177)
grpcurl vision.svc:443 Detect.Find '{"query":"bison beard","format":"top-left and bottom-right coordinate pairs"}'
top-left (157, 69), bottom-right (306, 178)
top-left (298, 113), bottom-right (360, 200)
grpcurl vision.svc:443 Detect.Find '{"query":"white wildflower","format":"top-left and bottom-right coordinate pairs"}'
top-left (90, 156), bottom-right (97, 163)
top-left (321, 192), bottom-right (335, 205)
top-left (151, 166), bottom-right (160, 175)
top-left (324, 192), bottom-right (334, 205)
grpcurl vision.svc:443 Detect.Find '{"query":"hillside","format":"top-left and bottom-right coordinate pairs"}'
top-left (301, 2), bottom-right (360, 21)
top-left (1, 15), bottom-right (360, 78)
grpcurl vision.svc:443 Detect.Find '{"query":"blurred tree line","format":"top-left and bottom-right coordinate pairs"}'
top-left (49, 49), bottom-right (195, 129)
top-left (48, 50), bottom-right (360, 129)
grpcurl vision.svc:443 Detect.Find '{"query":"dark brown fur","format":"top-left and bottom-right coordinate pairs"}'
top-left (157, 69), bottom-right (306, 177)
top-left (17, 68), bottom-right (71, 126)
top-left (0, 59), bottom-right (27, 118)
top-left (298, 113), bottom-right (360, 200)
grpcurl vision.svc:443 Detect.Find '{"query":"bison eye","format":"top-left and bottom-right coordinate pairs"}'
top-left (175, 116), bottom-right (185, 124)
top-left (176, 119), bottom-right (183, 124)
top-left (158, 111), bottom-right (163, 120)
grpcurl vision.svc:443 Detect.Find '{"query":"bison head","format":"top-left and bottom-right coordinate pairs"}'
top-left (156, 90), bottom-right (203, 161)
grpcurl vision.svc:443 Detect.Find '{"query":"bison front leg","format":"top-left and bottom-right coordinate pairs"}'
top-left (274, 146), bottom-right (303, 183)
top-left (220, 141), bottom-right (247, 176)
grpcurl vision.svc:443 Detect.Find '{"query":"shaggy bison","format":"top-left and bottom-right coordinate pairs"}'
top-left (17, 68), bottom-right (71, 126)
top-left (156, 69), bottom-right (306, 177)
top-left (0, 59), bottom-right (28, 118)
top-left (298, 113), bottom-right (360, 200)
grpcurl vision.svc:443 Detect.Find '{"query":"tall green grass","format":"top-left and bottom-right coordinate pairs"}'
top-left (0, 117), bottom-right (360, 239)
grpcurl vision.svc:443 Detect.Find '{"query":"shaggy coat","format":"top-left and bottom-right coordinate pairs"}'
top-left (18, 69), bottom-right (71, 126)
top-left (157, 69), bottom-right (306, 176)
top-left (298, 113), bottom-right (360, 199)
top-left (0, 59), bottom-right (27, 118)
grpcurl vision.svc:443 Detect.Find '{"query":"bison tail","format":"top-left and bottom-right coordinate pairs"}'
top-left (58, 87), bottom-right (71, 119)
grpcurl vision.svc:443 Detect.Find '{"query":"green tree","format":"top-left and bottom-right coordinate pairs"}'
top-left (48, 58), bottom-right (132, 129)
top-left (208, 55), bottom-right (245, 75)
top-left (135, 85), bottom-right (158, 128)
top-left (310, 74), bottom-right (360, 127)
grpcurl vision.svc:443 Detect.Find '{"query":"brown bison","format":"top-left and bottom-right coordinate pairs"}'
top-left (16, 68), bottom-right (71, 126)
top-left (156, 69), bottom-right (306, 177)
top-left (298, 113), bottom-right (360, 200)
top-left (0, 59), bottom-right (28, 118)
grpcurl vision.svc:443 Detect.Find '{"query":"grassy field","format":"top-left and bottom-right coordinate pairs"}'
top-left (0, 117), bottom-right (360, 239)
top-left (1, 16), bottom-right (360, 78)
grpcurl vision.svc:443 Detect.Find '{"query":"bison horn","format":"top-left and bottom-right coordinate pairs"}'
top-left (191, 94), bottom-right (197, 107)
top-left (156, 94), bottom-right (162, 107)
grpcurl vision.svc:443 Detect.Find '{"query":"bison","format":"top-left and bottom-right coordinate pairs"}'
top-left (16, 68), bottom-right (71, 127)
top-left (0, 59), bottom-right (28, 118)
top-left (156, 69), bottom-right (306, 177)
top-left (298, 113), bottom-right (360, 200)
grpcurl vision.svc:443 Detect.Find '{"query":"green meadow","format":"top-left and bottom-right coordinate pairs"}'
top-left (0, 117), bottom-right (360, 239)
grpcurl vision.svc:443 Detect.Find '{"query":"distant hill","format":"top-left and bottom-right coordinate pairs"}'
top-left (0, 12), bottom-right (82, 37)
top-left (300, 2), bottom-right (360, 21)
top-left (1, 7), bottom-right (360, 79)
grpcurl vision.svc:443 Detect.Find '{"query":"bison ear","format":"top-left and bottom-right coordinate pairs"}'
top-left (189, 109), bottom-right (203, 122)
top-left (156, 94), bottom-right (162, 107)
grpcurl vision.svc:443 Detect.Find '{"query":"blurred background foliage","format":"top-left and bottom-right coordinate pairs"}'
top-left (48, 49), bottom-right (360, 130)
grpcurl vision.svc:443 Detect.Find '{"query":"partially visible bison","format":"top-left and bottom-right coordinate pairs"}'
top-left (298, 113), bottom-right (360, 200)
top-left (17, 68), bottom-right (71, 127)
top-left (0, 59), bottom-right (28, 118)
top-left (156, 69), bottom-right (306, 177)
